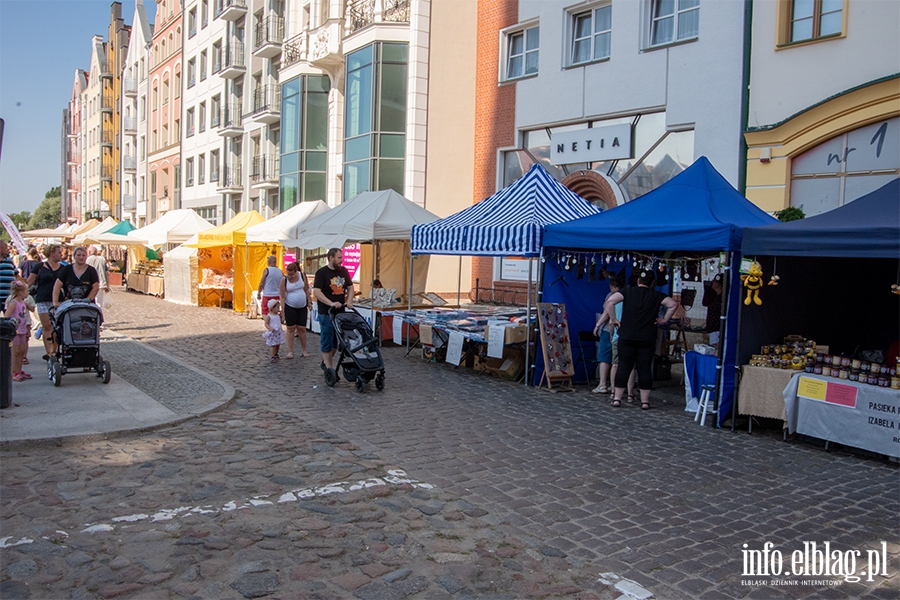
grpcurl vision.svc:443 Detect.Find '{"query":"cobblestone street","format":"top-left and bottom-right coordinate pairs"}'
top-left (1, 289), bottom-right (897, 599)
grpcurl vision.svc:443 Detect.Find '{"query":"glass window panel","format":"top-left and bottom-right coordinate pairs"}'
top-left (346, 45), bottom-right (373, 71)
top-left (525, 27), bottom-right (539, 50)
top-left (575, 14), bottom-right (592, 38)
top-left (678, 0), bottom-right (699, 10)
top-left (792, 0), bottom-right (815, 19)
top-left (652, 17), bottom-right (673, 44)
top-left (381, 42), bottom-right (408, 63)
top-left (379, 134), bottom-right (405, 158)
top-left (377, 159), bottom-right (405, 194)
top-left (303, 172), bottom-right (326, 201)
top-left (345, 135), bottom-right (371, 162)
top-left (304, 89), bottom-right (328, 150)
top-left (281, 151), bottom-right (299, 174)
top-left (819, 12), bottom-right (842, 36)
top-left (618, 129), bottom-right (693, 201)
top-left (595, 6), bottom-right (611, 32)
top-left (792, 17), bottom-right (813, 41)
top-left (503, 150), bottom-right (534, 187)
top-left (307, 74), bottom-right (330, 93)
top-left (573, 40), bottom-right (590, 64)
top-left (677, 9), bottom-right (699, 39)
top-left (379, 63), bottom-right (408, 132)
top-left (594, 32), bottom-right (611, 59)
top-left (346, 63), bottom-right (373, 136)
top-left (508, 55), bottom-right (523, 78)
top-left (655, 0), bottom-right (675, 18)
top-left (283, 77), bottom-right (300, 97)
top-left (280, 173), bottom-right (298, 211)
top-left (281, 92), bottom-right (299, 153)
top-left (343, 161), bottom-right (370, 201)
top-left (525, 49), bottom-right (539, 74)
top-left (821, 0), bottom-right (843, 11)
top-left (305, 151), bottom-right (327, 172)
top-left (509, 32), bottom-right (524, 55)
top-left (790, 177), bottom-right (840, 216)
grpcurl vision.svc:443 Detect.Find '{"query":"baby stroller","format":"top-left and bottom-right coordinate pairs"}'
top-left (324, 307), bottom-right (385, 393)
top-left (48, 298), bottom-right (111, 386)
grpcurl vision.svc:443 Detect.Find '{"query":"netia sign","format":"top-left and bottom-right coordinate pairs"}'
top-left (550, 124), bottom-right (633, 165)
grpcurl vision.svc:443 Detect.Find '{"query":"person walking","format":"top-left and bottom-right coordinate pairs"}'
top-left (86, 246), bottom-right (111, 309)
top-left (312, 248), bottom-right (354, 372)
top-left (262, 299), bottom-right (285, 362)
top-left (24, 244), bottom-right (65, 360)
top-left (257, 255), bottom-right (283, 317)
top-left (5, 281), bottom-right (32, 381)
top-left (52, 246), bottom-right (100, 306)
top-left (605, 271), bottom-right (677, 410)
top-left (0, 240), bottom-right (16, 313)
top-left (279, 261), bottom-right (311, 358)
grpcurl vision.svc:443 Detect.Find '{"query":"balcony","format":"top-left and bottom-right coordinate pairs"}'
top-left (219, 43), bottom-right (245, 78)
top-left (123, 155), bottom-right (136, 171)
top-left (282, 33), bottom-right (307, 68)
top-left (217, 164), bottom-right (243, 191)
top-left (124, 116), bottom-right (137, 133)
top-left (347, 0), bottom-right (374, 33)
top-left (101, 165), bottom-right (115, 181)
top-left (250, 85), bottom-right (281, 124)
top-left (250, 154), bottom-right (279, 189)
top-left (101, 129), bottom-right (115, 146)
top-left (383, 0), bottom-right (410, 23)
top-left (308, 20), bottom-right (344, 69)
top-left (122, 194), bottom-right (136, 210)
top-left (217, 103), bottom-right (243, 137)
top-left (123, 77), bottom-right (137, 96)
top-left (215, 0), bottom-right (247, 21)
top-left (253, 16), bottom-right (284, 58)
top-left (101, 93), bottom-right (114, 112)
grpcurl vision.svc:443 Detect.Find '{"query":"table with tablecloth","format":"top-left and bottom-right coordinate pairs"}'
top-left (738, 365), bottom-right (794, 426)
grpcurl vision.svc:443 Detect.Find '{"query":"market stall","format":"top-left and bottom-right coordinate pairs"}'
top-left (739, 178), bottom-right (899, 452)
top-left (541, 157), bottom-right (776, 420)
top-left (412, 163), bottom-right (600, 382)
top-left (72, 216), bottom-right (118, 245)
top-left (244, 200), bottom-right (330, 246)
top-left (163, 242), bottom-right (199, 305)
top-left (187, 211), bottom-right (267, 312)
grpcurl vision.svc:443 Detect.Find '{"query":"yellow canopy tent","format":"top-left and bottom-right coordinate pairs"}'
top-left (188, 211), bottom-right (273, 312)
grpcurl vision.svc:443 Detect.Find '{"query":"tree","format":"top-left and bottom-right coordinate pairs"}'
top-left (28, 189), bottom-right (62, 230)
top-left (774, 207), bottom-right (805, 222)
top-left (0, 210), bottom-right (31, 242)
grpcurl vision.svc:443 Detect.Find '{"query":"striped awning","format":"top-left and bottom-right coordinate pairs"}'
top-left (411, 163), bottom-right (600, 257)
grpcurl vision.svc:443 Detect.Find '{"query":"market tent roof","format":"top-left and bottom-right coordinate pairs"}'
top-left (129, 208), bottom-right (214, 247)
top-left (543, 156), bottom-right (777, 252)
top-left (21, 222), bottom-right (77, 238)
top-left (284, 190), bottom-right (439, 249)
top-left (83, 231), bottom-right (148, 246)
top-left (72, 216), bottom-right (118, 244)
top-left (411, 163), bottom-right (600, 257)
top-left (188, 210), bottom-right (265, 248)
top-left (106, 220), bottom-right (137, 235)
top-left (742, 178), bottom-right (900, 258)
top-left (245, 201), bottom-right (330, 244)
top-left (69, 219), bottom-right (101, 238)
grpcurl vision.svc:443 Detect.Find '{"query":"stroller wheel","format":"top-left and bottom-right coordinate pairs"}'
top-left (375, 374), bottom-right (385, 391)
top-left (47, 357), bottom-right (56, 381)
top-left (51, 359), bottom-right (62, 387)
top-left (355, 377), bottom-right (365, 393)
top-left (324, 368), bottom-right (337, 387)
top-left (100, 360), bottom-right (111, 384)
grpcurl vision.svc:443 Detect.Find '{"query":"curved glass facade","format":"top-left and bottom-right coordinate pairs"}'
top-left (280, 74), bottom-right (330, 211)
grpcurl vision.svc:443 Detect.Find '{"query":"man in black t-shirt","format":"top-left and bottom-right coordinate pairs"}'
top-left (312, 247), bottom-right (355, 370)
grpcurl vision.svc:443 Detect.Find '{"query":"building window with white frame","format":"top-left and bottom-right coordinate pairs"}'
top-left (200, 50), bottom-right (207, 81)
top-left (571, 5), bottom-right (611, 66)
top-left (185, 157), bottom-right (194, 186)
top-left (199, 101), bottom-right (206, 132)
top-left (198, 153), bottom-right (206, 184)
top-left (649, 0), bottom-right (699, 47)
top-left (504, 25), bottom-right (539, 81)
top-left (187, 58), bottom-right (196, 88)
top-left (186, 107), bottom-right (195, 137)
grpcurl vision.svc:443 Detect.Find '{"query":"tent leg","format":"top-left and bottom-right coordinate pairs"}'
top-left (525, 257), bottom-right (533, 386)
top-left (457, 255), bottom-right (462, 307)
top-left (715, 252), bottom-right (732, 428)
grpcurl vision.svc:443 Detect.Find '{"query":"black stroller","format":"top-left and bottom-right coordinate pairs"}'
top-left (48, 298), bottom-right (111, 386)
top-left (323, 307), bottom-right (385, 393)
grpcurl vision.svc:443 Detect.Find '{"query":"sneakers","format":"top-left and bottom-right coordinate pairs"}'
top-left (35, 326), bottom-right (42, 339)
top-left (591, 385), bottom-right (610, 394)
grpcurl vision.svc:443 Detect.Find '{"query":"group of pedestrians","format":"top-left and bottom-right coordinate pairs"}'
top-left (256, 247), bottom-right (355, 369)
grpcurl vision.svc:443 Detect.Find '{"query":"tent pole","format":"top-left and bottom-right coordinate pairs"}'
top-left (525, 257), bottom-right (533, 386)
top-left (715, 252), bottom-right (731, 428)
top-left (457, 255), bottom-right (462, 307)
top-left (732, 265), bottom-right (746, 433)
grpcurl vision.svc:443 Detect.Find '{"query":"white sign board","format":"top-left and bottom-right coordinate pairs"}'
top-left (487, 323), bottom-right (506, 359)
top-left (500, 257), bottom-right (537, 282)
top-left (392, 314), bottom-right (403, 345)
top-left (446, 331), bottom-right (465, 366)
top-left (550, 124), bottom-right (633, 165)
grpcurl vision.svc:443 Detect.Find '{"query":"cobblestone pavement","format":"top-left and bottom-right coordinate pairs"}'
top-left (1, 289), bottom-right (897, 599)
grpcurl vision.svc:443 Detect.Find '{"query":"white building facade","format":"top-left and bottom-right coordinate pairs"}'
top-left (121, 0), bottom-right (154, 224)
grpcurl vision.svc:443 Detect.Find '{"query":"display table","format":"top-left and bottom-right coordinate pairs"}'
top-left (738, 365), bottom-right (794, 426)
top-left (784, 374), bottom-right (899, 458)
top-left (127, 273), bottom-right (165, 296)
top-left (198, 286), bottom-right (233, 308)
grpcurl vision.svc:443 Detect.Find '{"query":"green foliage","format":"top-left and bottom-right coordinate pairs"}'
top-left (45, 186), bottom-right (61, 199)
top-left (774, 207), bottom-right (805, 222)
top-left (28, 191), bottom-right (62, 230)
top-left (0, 211), bottom-right (32, 243)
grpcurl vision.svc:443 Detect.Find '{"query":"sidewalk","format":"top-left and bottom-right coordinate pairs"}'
top-left (0, 328), bottom-right (235, 447)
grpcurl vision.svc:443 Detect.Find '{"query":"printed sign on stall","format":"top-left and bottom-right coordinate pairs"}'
top-left (446, 331), bottom-right (465, 366)
top-left (343, 244), bottom-right (361, 280)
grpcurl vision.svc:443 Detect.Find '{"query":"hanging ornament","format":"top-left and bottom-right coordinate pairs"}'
top-left (768, 256), bottom-right (780, 285)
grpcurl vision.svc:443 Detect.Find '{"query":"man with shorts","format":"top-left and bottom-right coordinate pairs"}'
top-left (312, 248), bottom-right (354, 371)
top-left (257, 255), bottom-right (283, 316)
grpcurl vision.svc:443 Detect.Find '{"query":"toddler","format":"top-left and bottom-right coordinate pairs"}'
top-left (5, 281), bottom-right (32, 381)
top-left (262, 299), bottom-right (285, 362)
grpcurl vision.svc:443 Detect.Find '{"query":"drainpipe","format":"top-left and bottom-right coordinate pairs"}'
top-left (738, 0), bottom-right (754, 195)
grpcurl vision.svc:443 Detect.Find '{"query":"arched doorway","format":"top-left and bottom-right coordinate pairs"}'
top-left (560, 170), bottom-right (623, 209)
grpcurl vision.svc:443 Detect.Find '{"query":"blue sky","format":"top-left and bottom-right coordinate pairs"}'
top-left (0, 0), bottom-right (157, 216)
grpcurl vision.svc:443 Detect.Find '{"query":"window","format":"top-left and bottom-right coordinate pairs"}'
top-left (210, 149), bottom-right (220, 182)
top-left (140, 95), bottom-right (146, 121)
top-left (152, 86), bottom-right (158, 110)
top-left (187, 58), bottom-right (196, 88)
top-left (505, 25), bottom-right (539, 80)
top-left (198, 153), bottom-right (206, 184)
top-left (281, 74), bottom-right (331, 209)
top-left (186, 157), bottom-right (194, 186)
top-left (189, 8), bottom-right (197, 37)
top-left (211, 94), bottom-right (221, 127)
top-left (200, 50), bottom-right (207, 81)
top-left (787, 0), bottom-right (843, 43)
top-left (212, 41), bottom-right (223, 73)
top-left (571, 6), bottom-right (611, 65)
top-left (187, 107), bottom-right (195, 137)
top-left (174, 72), bottom-right (181, 98)
top-left (162, 77), bottom-right (169, 104)
top-left (202, 0), bottom-right (208, 27)
top-left (649, 0), bottom-right (699, 46)
top-left (199, 101), bottom-right (206, 132)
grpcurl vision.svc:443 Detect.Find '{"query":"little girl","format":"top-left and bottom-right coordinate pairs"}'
top-left (262, 299), bottom-right (285, 362)
top-left (5, 281), bottom-right (32, 381)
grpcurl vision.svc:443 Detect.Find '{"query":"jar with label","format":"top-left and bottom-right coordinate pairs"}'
top-left (851, 358), bottom-right (861, 369)
top-left (840, 357), bottom-right (851, 367)
top-left (867, 373), bottom-right (879, 385)
top-left (860, 362), bottom-right (870, 373)
top-left (891, 377), bottom-right (900, 390)
top-left (838, 368), bottom-right (849, 380)
top-left (848, 370), bottom-right (859, 382)
top-left (821, 366), bottom-right (832, 377)
top-left (878, 376), bottom-right (888, 388)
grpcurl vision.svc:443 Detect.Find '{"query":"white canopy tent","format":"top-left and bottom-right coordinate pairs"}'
top-left (82, 232), bottom-right (148, 246)
top-left (244, 200), bottom-right (330, 244)
top-left (163, 235), bottom-right (200, 305)
top-left (129, 209), bottom-right (214, 248)
top-left (72, 216), bottom-right (119, 244)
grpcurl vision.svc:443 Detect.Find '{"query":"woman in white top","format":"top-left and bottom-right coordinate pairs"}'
top-left (279, 261), bottom-right (311, 358)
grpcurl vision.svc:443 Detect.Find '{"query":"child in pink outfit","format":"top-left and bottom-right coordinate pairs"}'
top-left (4, 281), bottom-right (32, 381)
top-left (262, 299), bottom-right (285, 362)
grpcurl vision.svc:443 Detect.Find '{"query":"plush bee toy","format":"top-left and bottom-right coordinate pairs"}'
top-left (741, 261), bottom-right (764, 306)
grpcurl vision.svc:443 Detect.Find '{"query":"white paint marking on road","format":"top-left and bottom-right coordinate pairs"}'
top-left (112, 514), bottom-right (148, 522)
top-left (0, 536), bottom-right (35, 548)
top-left (598, 573), bottom-right (654, 600)
top-left (81, 524), bottom-right (115, 533)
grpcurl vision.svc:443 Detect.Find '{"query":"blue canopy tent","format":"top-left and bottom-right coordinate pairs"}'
top-left (541, 156), bottom-right (777, 426)
top-left (739, 178), bottom-right (900, 372)
top-left (411, 163), bottom-right (600, 382)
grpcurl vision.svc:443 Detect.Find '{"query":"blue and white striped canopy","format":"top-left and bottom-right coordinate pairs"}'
top-left (411, 163), bottom-right (600, 257)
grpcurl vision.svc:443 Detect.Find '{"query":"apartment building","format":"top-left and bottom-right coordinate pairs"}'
top-left (180, 0), bottom-right (225, 224)
top-left (148, 0), bottom-right (184, 221)
top-left (744, 0), bottom-right (900, 216)
top-left (121, 0), bottom-right (154, 225)
top-left (63, 70), bottom-right (88, 222)
top-left (81, 36), bottom-right (109, 221)
top-left (107, 2), bottom-right (132, 220)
